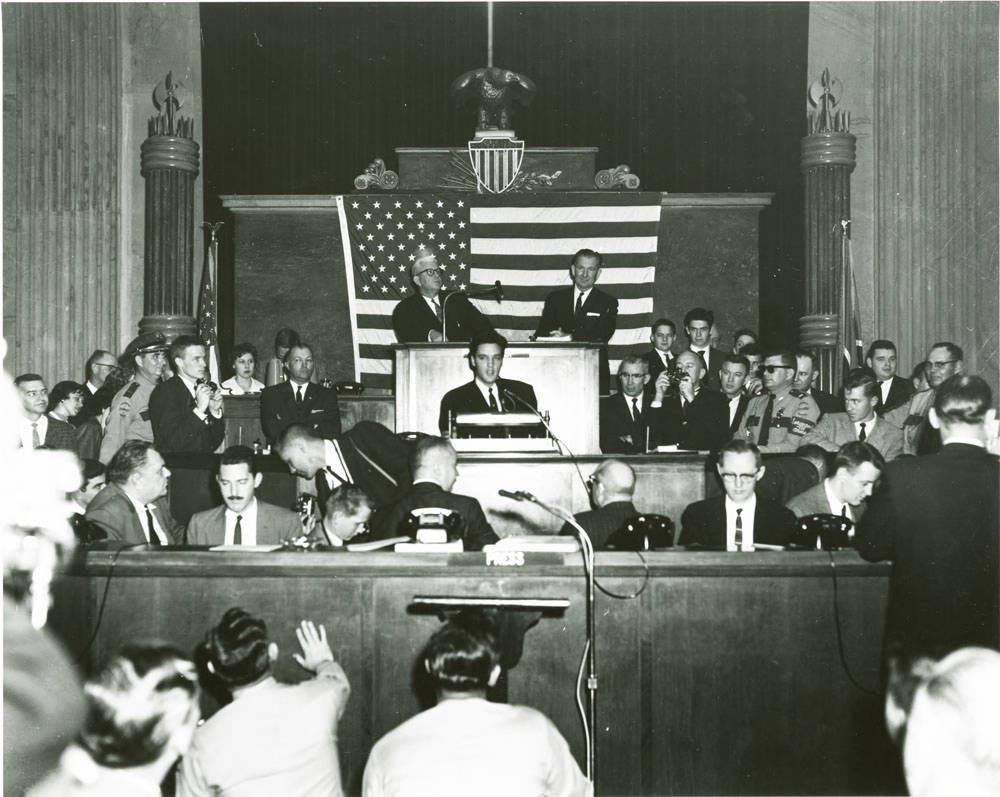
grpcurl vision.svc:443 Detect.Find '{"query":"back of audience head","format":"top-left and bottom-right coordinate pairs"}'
top-left (73, 459), bottom-right (107, 511)
top-left (412, 436), bottom-right (458, 492)
top-left (588, 459), bottom-right (635, 508)
top-left (273, 328), bottom-right (300, 359)
top-left (106, 440), bottom-right (170, 503)
top-left (202, 607), bottom-right (274, 689)
top-left (911, 361), bottom-right (930, 392)
top-left (422, 609), bottom-right (501, 697)
top-left (796, 443), bottom-right (829, 481)
top-left (930, 374), bottom-right (993, 440)
top-left (902, 647), bottom-right (1000, 796)
top-left (79, 642), bottom-right (199, 769)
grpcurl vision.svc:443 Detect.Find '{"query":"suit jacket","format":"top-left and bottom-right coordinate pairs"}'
top-left (877, 375), bottom-right (913, 414)
top-left (679, 495), bottom-right (797, 549)
top-left (644, 349), bottom-right (675, 382)
top-left (185, 500), bottom-right (302, 546)
top-left (798, 413), bottom-right (904, 461)
top-left (808, 388), bottom-right (844, 416)
top-left (313, 422), bottom-right (414, 510)
top-left (687, 347), bottom-right (726, 392)
top-left (659, 388), bottom-right (730, 451)
top-left (785, 481), bottom-right (867, 523)
top-left (392, 291), bottom-right (495, 343)
top-left (149, 376), bottom-right (226, 454)
top-left (599, 392), bottom-right (666, 454)
top-left (43, 416), bottom-right (79, 453)
top-left (727, 394), bottom-right (750, 438)
top-left (856, 443), bottom-right (999, 658)
top-left (535, 286), bottom-right (618, 343)
top-left (84, 482), bottom-right (183, 545)
top-left (260, 381), bottom-right (341, 444)
top-left (370, 481), bottom-right (499, 551)
top-left (438, 378), bottom-right (537, 433)
top-left (559, 500), bottom-right (639, 550)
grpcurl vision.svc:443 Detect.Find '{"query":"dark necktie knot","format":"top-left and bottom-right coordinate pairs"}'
top-left (145, 506), bottom-right (161, 546)
top-left (234, 514), bottom-right (243, 545)
top-left (858, 422), bottom-right (867, 442)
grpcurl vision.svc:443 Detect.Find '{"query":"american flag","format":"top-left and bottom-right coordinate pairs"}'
top-left (197, 225), bottom-right (222, 384)
top-left (337, 192), bottom-right (661, 391)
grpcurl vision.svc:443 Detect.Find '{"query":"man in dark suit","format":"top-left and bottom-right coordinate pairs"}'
top-left (600, 354), bottom-right (664, 454)
top-left (85, 440), bottom-right (183, 545)
top-left (793, 349), bottom-right (843, 415)
top-left (683, 307), bottom-right (726, 392)
top-left (438, 333), bottom-right (537, 433)
top-left (679, 439), bottom-right (797, 549)
top-left (650, 350), bottom-right (729, 451)
top-left (186, 445), bottom-right (301, 546)
top-left (370, 437), bottom-right (498, 550)
top-left (559, 459), bottom-right (640, 549)
top-left (786, 440), bottom-right (885, 524)
top-left (149, 335), bottom-right (226, 453)
top-left (856, 375), bottom-right (999, 660)
top-left (644, 318), bottom-right (677, 382)
top-left (392, 246), bottom-right (495, 343)
top-left (275, 422), bottom-right (412, 510)
top-left (260, 342), bottom-right (341, 445)
top-left (866, 339), bottom-right (913, 413)
top-left (75, 349), bottom-right (118, 425)
top-left (13, 373), bottom-right (78, 452)
top-left (719, 353), bottom-right (751, 437)
top-left (535, 248), bottom-right (618, 392)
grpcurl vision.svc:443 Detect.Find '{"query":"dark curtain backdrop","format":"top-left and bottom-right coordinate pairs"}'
top-left (200, 2), bottom-right (809, 355)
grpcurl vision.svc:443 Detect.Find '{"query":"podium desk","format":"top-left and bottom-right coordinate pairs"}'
top-left (50, 550), bottom-right (896, 796)
top-left (394, 342), bottom-right (601, 453)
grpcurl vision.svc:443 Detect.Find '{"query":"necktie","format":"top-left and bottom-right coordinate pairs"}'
top-left (296, 385), bottom-right (303, 405)
top-left (315, 471), bottom-right (332, 508)
top-left (31, 422), bottom-right (40, 448)
top-left (631, 397), bottom-right (640, 422)
top-left (234, 514), bottom-right (243, 545)
top-left (757, 394), bottom-right (776, 446)
top-left (575, 293), bottom-right (584, 315)
top-left (696, 350), bottom-right (707, 370)
top-left (841, 505), bottom-right (848, 517)
top-left (858, 422), bottom-right (867, 442)
top-left (432, 298), bottom-right (442, 321)
top-left (734, 508), bottom-right (743, 550)
top-left (488, 388), bottom-right (499, 411)
top-left (145, 506), bottom-right (162, 546)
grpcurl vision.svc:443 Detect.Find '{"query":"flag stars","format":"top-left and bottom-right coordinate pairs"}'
top-left (385, 212), bottom-right (393, 220)
top-left (448, 232), bottom-right (456, 239)
top-left (427, 232), bottom-right (435, 240)
top-left (449, 274), bottom-right (457, 282)
top-left (387, 233), bottom-right (395, 241)
top-left (406, 212), bottom-right (414, 219)
top-left (426, 211), bottom-right (434, 219)
top-left (364, 212), bottom-right (372, 219)
top-left (458, 222), bottom-right (466, 228)
top-left (407, 233), bottom-right (415, 240)
top-left (388, 275), bottom-right (397, 283)
top-left (366, 233), bottom-right (374, 241)
top-left (458, 242), bottom-right (467, 249)
top-left (437, 222), bottom-right (445, 229)
top-left (458, 262), bottom-right (467, 270)
top-left (437, 242), bottom-right (446, 250)
top-left (436, 200), bottom-right (444, 208)
top-left (362, 284), bottom-right (370, 291)
top-left (381, 284), bottom-right (389, 292)
top-left (394, 201), bottom-right (402, 208)
top-left (378, 265), bottom-right (387, 272)
top-left (398, 243), bottom-right (406, 251)
top-left (355, 223), bottom-right (363, 231)
top-left (373, 201), bottom-right (381, 209)
top-left (377, 244), bottom-right (385, 251)
top-left (415, 201), bottom-right (423, 208)
top-left (417, 222), bottom-right (425, 230)
top-left (447, 211), bottom-right (455, 218)
top-left (352, 201), bottom-right (360, 209)
top-left (376, 223), bottom-right (384, 230)
top-left (457, 201), bottom-right (465, 207)
top-left (448, 252), bottom-right (457, 260)
top-left (459, 283), bottom-right (467, 290)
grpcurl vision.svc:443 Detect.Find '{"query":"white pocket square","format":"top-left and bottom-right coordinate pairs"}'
top-left (586, 311), bottom-right (601, 317)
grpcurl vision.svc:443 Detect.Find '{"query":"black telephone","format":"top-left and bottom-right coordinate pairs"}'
top-left (606, 514), bottom-right (675, 551)
top-left (790, 513), bottom-right (854, 551)
top-left (333, 381), bottom-right (364, 395)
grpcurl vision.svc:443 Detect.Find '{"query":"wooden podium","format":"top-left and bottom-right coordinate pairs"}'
top-left (394, 342), bottom-right (600, 454)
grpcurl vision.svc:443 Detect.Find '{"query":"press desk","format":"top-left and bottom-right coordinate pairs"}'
top-left (49, 550), bottom-right (900, 796)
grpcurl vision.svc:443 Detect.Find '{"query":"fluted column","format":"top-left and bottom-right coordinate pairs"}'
top-left (138, 74), bottom-right (199, 340)
top-left (799, 69), bottom-right (856, 392)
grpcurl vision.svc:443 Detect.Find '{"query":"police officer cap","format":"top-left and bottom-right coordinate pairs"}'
top-left (123, 331), bottom-right (168, 359)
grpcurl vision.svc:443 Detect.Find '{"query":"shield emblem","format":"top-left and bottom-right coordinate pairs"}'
top-left (467, 133), bottom-right (525, 194)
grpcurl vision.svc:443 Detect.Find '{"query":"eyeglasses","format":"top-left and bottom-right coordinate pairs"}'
top-left (761, 365), bottom-right (791, 374)
top-left (415, 268), bottom-right (441, 278)
top-left (927, 360), bottom-right (957, 370)
top-left (720, 471), bottom-right (759, 483)
top-left (586, 475), bottom-right (601, 490)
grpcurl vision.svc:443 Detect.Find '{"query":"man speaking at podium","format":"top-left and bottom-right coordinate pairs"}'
top-left (392, 245), bottom-right (495, 343)
top-left (438, 333), bottom-right (537, 433)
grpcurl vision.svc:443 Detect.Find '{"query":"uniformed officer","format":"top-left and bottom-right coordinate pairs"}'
top-left (98, 332), bottom-right (168, 464)
top-left (737, 350), bottom-right (820, 453)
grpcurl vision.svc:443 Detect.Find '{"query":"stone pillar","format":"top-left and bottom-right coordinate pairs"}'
top-left (799, 68), bottom-right (856, 392)
top-left (138, 73), bottom-right (199, 340)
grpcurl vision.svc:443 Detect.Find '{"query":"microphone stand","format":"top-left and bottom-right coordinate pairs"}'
top-left (440, 283), bottom-right (502, 343)
top-left (499, 489), bottom-right (598, 785)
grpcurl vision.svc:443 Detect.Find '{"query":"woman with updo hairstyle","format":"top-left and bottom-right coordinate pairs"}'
top-left (221, 343), bottom-right (265, 395)
top-left (30, 642), bottom-right (200, 796)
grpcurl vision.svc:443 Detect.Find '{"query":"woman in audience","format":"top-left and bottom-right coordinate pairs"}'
top-left (221, 343), bottom-right (265, 395)
top-left (30, 642), bottom-right (200, 796)
top-left (47, 380), bottom-right (85, 423)
top-left (732, 328), bottom-right (759, 354)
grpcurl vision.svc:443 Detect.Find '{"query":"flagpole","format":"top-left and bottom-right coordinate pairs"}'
top-left (487, 1), bottom-right (493, 68)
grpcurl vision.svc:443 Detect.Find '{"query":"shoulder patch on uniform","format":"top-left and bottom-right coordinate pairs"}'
top-left (789, 388), bottom-right (805, 398)
top-left (790, 416), bottom-right (817, 436)
top-left (123, 382), bottom-right (139, 398)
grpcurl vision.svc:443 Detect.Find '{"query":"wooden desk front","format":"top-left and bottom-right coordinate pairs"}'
top-left (50, 552), bottom-right (898, 796)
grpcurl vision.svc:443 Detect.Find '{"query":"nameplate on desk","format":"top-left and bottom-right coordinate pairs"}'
top-left (475, 551), bottom-right (567, 567)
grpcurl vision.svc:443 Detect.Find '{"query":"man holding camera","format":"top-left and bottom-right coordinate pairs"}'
top-left (149, 335), bottom-right (226, 453)
top-left (649, 350), bottom-right (729, 451)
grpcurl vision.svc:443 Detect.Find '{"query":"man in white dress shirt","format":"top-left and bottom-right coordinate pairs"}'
top-left (786, 441), bottom-right (886, 525)
top-left (186, 446), bottom-right (301, 546)
top-left (865, 339), bottom-right (913, 413)
top-left (362, 610), bottom-right (591, 797)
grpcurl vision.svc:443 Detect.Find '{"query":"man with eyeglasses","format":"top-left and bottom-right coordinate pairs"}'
top-left (99, 332), bottom-right (169, 464)
top-left (886, 341), bottom-right (964, 456)
top-left (737, 350), bottom-right (820, 453)
top-left (600, 354), bottom-right (666, 454)
top-left (392, 245), bottom-right (495, 343)
top-left (679, 438), bottom-right (797, 550)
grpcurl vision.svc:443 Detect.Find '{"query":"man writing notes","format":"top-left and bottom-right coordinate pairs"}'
top-left (438, 333), bottom-right (537, 433)
top-left (392, 245), bottom-right (495, 343)
top-left (535, 248), bottom-right (618, 392)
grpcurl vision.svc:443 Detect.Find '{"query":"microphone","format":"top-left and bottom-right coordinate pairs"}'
top-left (498, 488), bottom-right (532, 502)
top-left (440, 282), bottom-right (504, 342)
top-left (503, 389), bottom-right (589, 494)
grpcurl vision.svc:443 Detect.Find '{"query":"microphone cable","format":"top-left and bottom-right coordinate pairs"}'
top-left (74, 543), bottom-right (141, 665)
top-left (827, 550), bottom-right (880, 696)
